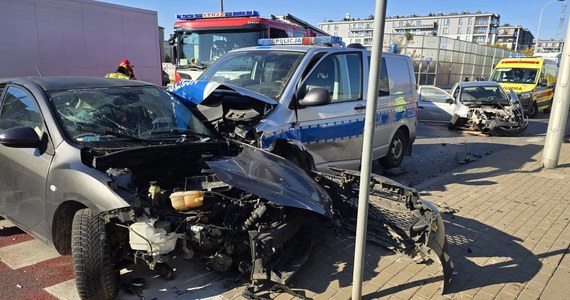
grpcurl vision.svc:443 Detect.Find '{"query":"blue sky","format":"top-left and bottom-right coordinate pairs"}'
top-left (98, 0), bottom-right (567, 40)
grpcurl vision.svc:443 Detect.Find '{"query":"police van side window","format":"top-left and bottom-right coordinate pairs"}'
top-left (303, 52), bottom-right (362, 103)
top-left (385, 57), bottom-right (412, 95)
top-left (367, 56), bottom-right (389, 96)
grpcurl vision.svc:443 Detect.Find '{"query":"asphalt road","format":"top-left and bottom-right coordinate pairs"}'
top-left (375, 110), bottom-right (564, 188)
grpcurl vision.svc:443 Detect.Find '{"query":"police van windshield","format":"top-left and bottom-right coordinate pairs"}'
top-left (178, 31), bottom-right (262, 68)
top-left (490, 68), bottom-right (538, 84)
top-left (198, 50), bottom-right (305, 100)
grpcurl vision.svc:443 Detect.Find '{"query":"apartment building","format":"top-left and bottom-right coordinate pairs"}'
top-left (319, 11), bottom-right (501, 47)
top-left (535, 39), bottom-right (565, 52)
top-left (496, 25), bottom-right (534, 51)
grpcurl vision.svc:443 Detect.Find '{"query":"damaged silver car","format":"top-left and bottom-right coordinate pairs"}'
top-left (418, 81), bottom-right (528, 136)
top-left (0, 77), bottom-right (451, 299)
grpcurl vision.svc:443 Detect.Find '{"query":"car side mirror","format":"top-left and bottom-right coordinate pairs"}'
top-left (0, 126), bottom-right (42, 148)
top-left (298, 88), bottom-right (332, 107)
top-left (539, 79), bottom-right (547, 87)
top-left (445, 97), bottom-right (454, 104)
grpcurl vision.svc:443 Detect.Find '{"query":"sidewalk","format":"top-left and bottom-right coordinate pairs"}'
top-left (217, 140), bottom-right (570, 299)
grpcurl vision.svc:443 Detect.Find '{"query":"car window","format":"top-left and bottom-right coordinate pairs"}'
top-left (303, 52), bottom-right (362, 103)
top-left (461, 86), bottom-right (508, 102)
top-left (421, 87), bottom-right (451, 103)
top-left (0, 86), bottom-right (44, 137)
top-left (367, 56), bottom-right (389, 97)
top-left (385, 57), bottom-right (412, 95)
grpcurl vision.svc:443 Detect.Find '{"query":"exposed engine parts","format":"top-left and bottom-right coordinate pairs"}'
top-left (451, 102), bottom-right (528, 136)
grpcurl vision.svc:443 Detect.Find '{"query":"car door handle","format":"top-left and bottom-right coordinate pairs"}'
top-left (354, 104), bottom-right (366, 110)
top-left (418, 105), bottom-right (424, 109)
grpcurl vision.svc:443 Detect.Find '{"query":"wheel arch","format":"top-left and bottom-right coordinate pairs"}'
top-left (271, 139), bottom-right (316, 171)
top-left (51, 200), bottom-right (87, 255)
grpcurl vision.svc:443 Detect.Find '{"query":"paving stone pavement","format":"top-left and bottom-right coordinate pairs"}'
top-left (215, 142), bottom-right (569, 300)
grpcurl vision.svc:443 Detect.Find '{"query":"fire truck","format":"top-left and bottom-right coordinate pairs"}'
top-left (169, 10), bottom-right (329, 79)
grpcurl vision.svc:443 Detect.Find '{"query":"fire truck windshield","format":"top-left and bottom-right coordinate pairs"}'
top-left (198, 50), bottom-right (305, 100)
top-left (178, 31), bottom-right (262, 68)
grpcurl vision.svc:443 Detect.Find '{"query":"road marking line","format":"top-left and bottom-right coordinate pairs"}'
top-left (44, 279), bottom-right (80, 300)
top-left (0, 219), bottom-right (14, 229)
top-left (0, 239), bottom-right (60, 269)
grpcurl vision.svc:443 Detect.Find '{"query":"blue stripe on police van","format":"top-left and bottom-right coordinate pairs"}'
top-left (261, 106), bottom-right (416, 148)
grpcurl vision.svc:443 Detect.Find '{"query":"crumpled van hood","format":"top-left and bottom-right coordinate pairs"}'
top-left (168, 80), bottom-right (278, 106)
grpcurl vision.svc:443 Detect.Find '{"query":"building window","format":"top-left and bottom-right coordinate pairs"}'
top-left (457, 27), bottom-right (462, 34)
top-left (443, 28), bottom-right (449, 35)
top-left (468, 18), bottom-right (472, 25)
top-left (459, 18), bottom-right (463, 25)
top-left (443, 19), bottom-right (449, 26)
top-left (467, 27), bottom-right (471, 34)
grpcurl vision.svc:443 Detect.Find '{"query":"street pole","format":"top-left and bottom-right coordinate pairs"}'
top-left (352, 0), bottom-right (387, 299)
top-left (220, 0), bottom-right (224, 13)
top-left (535, 0), bottom-right (564, 54)
top-left (543, 18), bottom-right (570, 168)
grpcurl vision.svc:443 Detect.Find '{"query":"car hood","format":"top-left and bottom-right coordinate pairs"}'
top-left (207, 145), bottom-right (333, 217)
top-left (168, 80), bottom-right (278, 106)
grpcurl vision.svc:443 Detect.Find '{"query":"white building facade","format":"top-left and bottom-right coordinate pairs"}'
top-left (319, 12), bottom-right (501, 48)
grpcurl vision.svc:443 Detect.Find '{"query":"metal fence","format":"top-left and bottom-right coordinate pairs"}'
top-left (382, 34), bottom-right (519, 88)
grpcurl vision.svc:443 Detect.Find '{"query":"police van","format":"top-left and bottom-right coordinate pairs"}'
top-left (169, 36), bottom-right (417, 171)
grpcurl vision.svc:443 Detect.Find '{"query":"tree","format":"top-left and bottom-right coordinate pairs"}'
top-left (491, 42), bottom-right (510, 50)
top-left (519, 46), bottom-right (534, 57)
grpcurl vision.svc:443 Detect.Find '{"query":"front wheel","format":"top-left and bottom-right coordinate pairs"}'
top-left (72, 208), bottom-right (119, 300)
top-left (527, 102), bottom-right (538, 118)
top-left (379, 129), bottom-right (408, 169)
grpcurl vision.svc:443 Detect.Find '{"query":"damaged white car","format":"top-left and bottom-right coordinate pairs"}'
top-left (418, 81), bottom-right (528, 136)
top-left (0, 77), bottom-right (451, 299)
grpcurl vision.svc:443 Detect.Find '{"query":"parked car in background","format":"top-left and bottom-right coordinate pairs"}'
top-left (169, 37), bottom-right (418, 171)
top-left (0, 76), bottom-right (451, 299)
top-left (417, 81), bottom-right (527, 136)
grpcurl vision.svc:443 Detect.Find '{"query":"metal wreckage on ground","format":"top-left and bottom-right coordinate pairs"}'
top-left (97, 143), bottom-right (453, 298)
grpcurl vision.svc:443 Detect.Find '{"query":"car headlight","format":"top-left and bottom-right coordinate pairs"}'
top-left (519, 92), bottom-right (531, 99)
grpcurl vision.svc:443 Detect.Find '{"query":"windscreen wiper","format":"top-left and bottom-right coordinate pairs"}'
top-left (148, 128), bottom-right (216, 140)
top-left (75, 127), bottom-right (148, 143)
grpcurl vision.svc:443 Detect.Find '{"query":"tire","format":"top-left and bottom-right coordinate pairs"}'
top-left (527, 102), bottom-right (538, 118)
top-left (72, 208), bottom-right (119, 300)
top-left (544, 105), bottom-right (551, 113)
top-left (379, 129), bottom-right (408, 169)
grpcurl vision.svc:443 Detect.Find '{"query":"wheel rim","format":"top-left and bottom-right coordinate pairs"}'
top-left (391, 137), bottom-right (403, 161)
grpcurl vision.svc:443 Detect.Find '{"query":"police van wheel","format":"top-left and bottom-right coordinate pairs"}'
top-left (379, 130), bottom-right (407, 169)
top-left (527, 102), bottom-right (538, 118)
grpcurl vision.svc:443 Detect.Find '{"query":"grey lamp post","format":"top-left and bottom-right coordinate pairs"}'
top-left (535, 0), bottom-right (565, 53)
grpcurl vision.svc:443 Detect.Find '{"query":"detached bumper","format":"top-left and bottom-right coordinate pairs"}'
top-left (316, 169), bottom-right (454, 293)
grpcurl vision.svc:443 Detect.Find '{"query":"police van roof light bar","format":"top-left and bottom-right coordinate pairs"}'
top-left (258, 36), bottom-right (342, 46)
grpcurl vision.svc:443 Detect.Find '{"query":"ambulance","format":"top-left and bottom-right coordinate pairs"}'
top-left (489, 57), bottom-right (558, 118)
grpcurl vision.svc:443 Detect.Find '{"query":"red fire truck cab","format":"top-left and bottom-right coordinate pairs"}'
top-left (170, 10), bottom-right (328, 79)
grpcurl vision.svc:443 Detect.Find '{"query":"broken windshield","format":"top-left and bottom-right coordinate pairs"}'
top-left (49, 86), bottom-right (216, 144)
top-left (198, 50), bottom-right (305, 100)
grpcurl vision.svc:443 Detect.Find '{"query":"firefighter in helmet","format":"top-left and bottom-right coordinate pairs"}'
top-left (105, 59), bottom-right (137, 80)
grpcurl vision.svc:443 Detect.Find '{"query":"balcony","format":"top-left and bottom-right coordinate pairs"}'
top-left (393, 21), bottom-right (437, 29)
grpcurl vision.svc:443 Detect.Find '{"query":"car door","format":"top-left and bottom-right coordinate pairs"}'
top-left (0, 85), bottom-right (52, 241)
top-left (417, 86), bottom-right (455, 122)
top-left (294, 51), bottom-right (366, 168)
